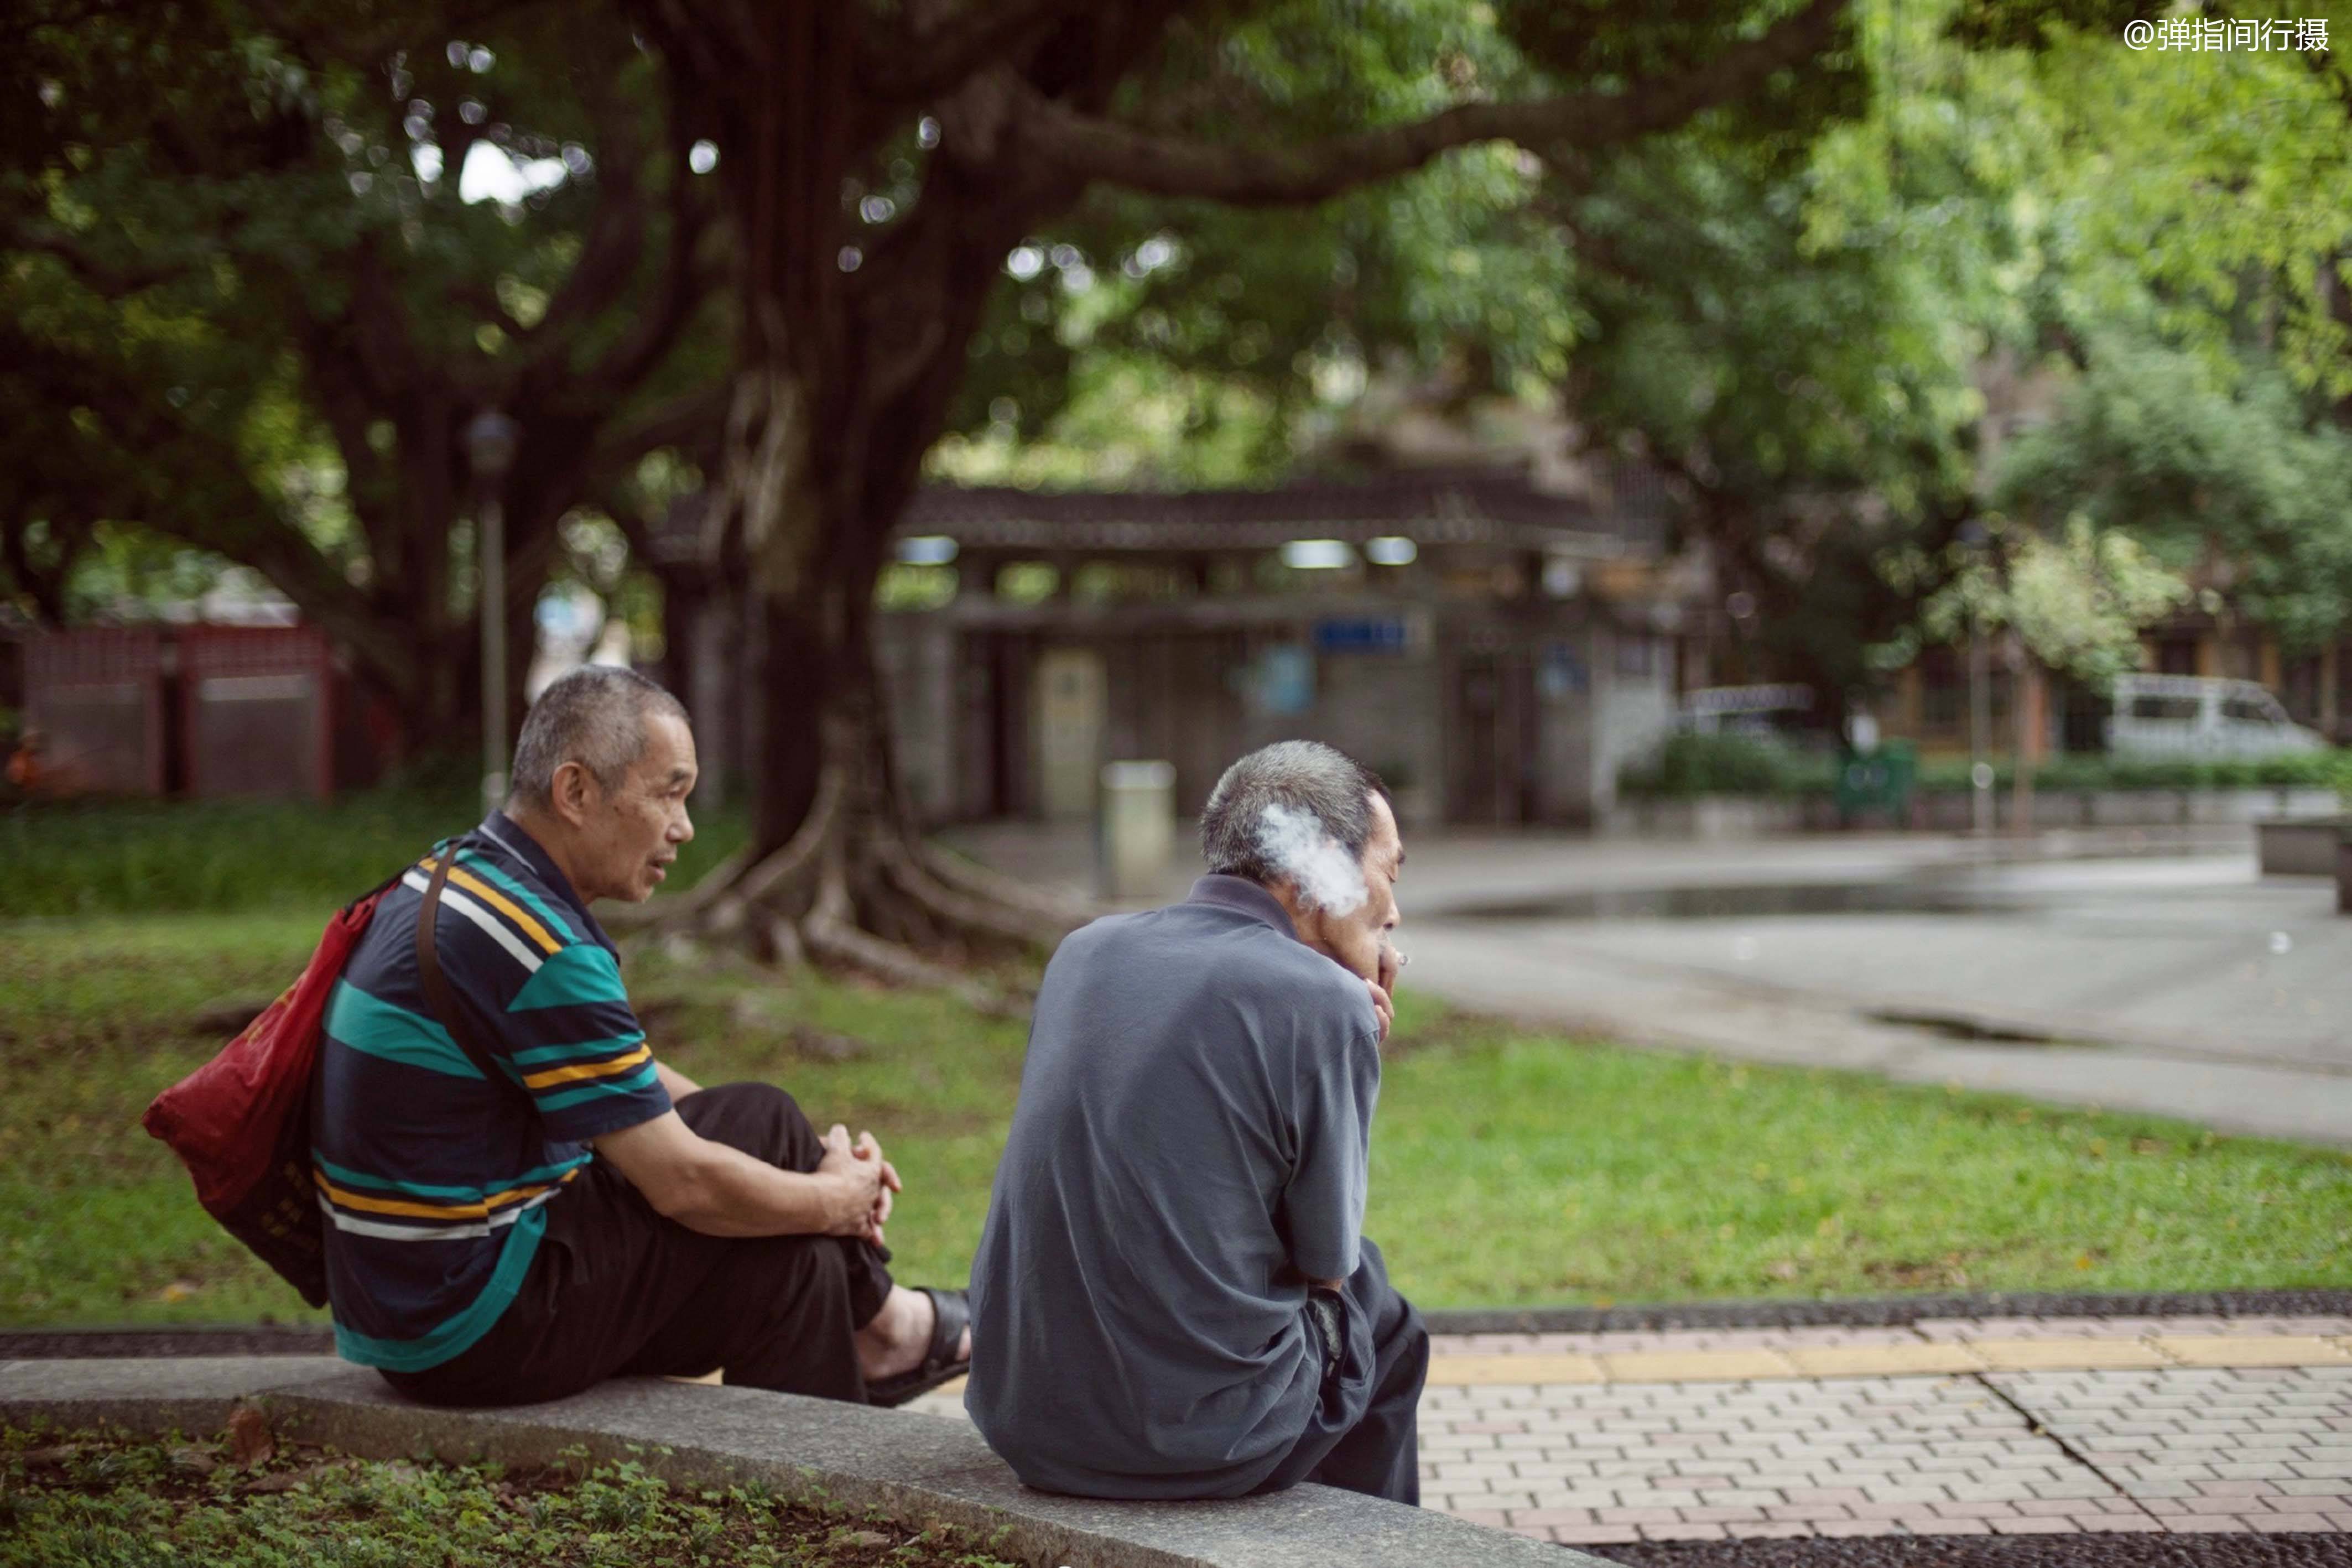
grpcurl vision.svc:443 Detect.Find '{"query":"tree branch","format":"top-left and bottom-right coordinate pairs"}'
top-left (517, 71), bottom-right (654, 369)
top-left (11, 328), bottom-right (408, 680)
top-left (5, 221), bottom-right (199, 296)
top-left (574, 150), bottom-right (713, 402)
top-left (857, 0), bottom-right (1102, 104)
top-left (1003, 0), bottom-right (1848, 206)
top-left (586, 381), bottom-right (730, 484)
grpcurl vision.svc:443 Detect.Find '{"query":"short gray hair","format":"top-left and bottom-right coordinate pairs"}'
top-left (1199, 740), bottom-right (1388, 889)
top-left (506, 665), bottom-right (688, 810)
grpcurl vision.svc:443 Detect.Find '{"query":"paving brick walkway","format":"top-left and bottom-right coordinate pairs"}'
top-left (915, 1316), bottom-right (2352, 1548)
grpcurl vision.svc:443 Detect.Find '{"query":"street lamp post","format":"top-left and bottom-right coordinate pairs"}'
top-left (465, 409), bottom-right (521, 817)
top-left (1958, 519), bottom-right (1994, 838)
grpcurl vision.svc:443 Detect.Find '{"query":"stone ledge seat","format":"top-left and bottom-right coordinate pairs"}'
top-left (0, 1356), bottom-right (1612, 1568)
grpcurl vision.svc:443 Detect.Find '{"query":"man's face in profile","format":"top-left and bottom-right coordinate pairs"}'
top-left (1297, 792), bottom-right (1403, 983)
top-left (576, 713), bottom-right (698, 903)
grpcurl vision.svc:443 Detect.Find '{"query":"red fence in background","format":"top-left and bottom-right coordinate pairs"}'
top-left (179, 626), bottom-right (333, 801)
top-left (19, 625), bottom-right (332, 799)
top-left (24, 628), bottom-right (167, 795)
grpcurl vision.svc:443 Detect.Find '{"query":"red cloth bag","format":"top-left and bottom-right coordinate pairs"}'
top-left (143, 880), bottom-right (395, 1309)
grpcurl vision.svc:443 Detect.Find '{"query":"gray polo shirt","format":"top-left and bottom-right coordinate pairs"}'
top-left (964, 875), bottom-right (1383, 1498)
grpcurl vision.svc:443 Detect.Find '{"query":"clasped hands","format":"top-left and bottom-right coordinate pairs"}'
top-left (816, 1123), bottom-right (899, 1245)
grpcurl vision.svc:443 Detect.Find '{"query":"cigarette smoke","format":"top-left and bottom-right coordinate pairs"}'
top-left (1256, 802), bottom-right (1367, 916)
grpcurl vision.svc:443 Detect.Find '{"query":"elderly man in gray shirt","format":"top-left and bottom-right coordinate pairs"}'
top-left (965, 740), bottom-right (1427, 1503)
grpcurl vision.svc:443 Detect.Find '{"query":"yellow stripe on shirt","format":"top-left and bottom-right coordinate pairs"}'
top-left (315, 1175), bottom-right (490, 1222)
top-left (419, 857), bottom-right (563, 956)
top-left (519, 1041), bottom-right (654, 1091)
top-left (313, 1166), bottom-right (580, 1221)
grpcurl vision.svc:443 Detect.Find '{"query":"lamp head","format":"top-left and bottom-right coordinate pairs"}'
top-left (465, 408), bottom-right (521, 480)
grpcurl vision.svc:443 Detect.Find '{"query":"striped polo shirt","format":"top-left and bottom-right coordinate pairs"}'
top-left (310, 811), bottom-right (672, 1371)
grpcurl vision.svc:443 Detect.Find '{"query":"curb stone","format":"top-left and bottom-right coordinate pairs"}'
top-left (12, 1292), bottom-right (2348, 1360)
top-left (0, 1357), bottom-right (1622, 1568)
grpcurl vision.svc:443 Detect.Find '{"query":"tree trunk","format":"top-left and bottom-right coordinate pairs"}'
top-left (635, 348), bottom-right (1086, 986)
top-left (618, 3), bottom-right (1100, 983)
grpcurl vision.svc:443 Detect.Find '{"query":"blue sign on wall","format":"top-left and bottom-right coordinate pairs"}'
top-left (1313, 617), bottom-right (1411, 655)
top-left (1252, 644), bottom-right (1316, 716)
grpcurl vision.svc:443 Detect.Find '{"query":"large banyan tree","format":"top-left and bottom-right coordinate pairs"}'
top-left (628, 0), bottom-right (1853, 982)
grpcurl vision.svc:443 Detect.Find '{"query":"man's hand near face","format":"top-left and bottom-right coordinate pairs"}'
top-left (1365, 939), bottom-right (1399, 1043)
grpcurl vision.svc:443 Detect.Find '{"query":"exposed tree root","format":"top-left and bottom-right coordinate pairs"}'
top-left (623, 758), bottom-right (1075, 1019)
top-left (799, 857), bottom-right (1019, 1016)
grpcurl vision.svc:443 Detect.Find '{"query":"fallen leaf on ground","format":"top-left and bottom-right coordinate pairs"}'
top-left (226, 1404), bottom-right (274, 1468)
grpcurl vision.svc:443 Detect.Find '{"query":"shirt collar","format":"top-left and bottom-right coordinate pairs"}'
top-left (1185, 874), bottom-right (1299, 941)
top-left (470, 810), bottom-right (616, 951)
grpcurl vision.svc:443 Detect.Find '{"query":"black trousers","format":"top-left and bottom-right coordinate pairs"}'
top-left (381, 1083), bottom-right (895, 1408)
top-left (1248, 1237), bottom-right (1428, 1506)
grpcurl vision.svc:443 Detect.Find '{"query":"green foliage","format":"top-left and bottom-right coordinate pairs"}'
top-left (1618, 733), bottom-right (1838, 798)
top-left (1913, 749), bottom-right (2352, 794)
top-left (1622, 739), bottom-right (2352, 797)
top-left (1, 0), bottom-right (723, 734)
top-left (0, 1425), bottom-right (1019, 1568)
top-left (1992, 340), bottom-right (2352, 654)
top-left (933, 0), bottom-right (1867, 487)
top-left (1918, 512), bottom-right (2192, 688)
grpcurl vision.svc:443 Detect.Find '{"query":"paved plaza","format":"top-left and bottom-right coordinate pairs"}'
top-left (911, 1316), bottom-right (2352, 1548)
top-left (945, 821), bottom-right (2352, 1145)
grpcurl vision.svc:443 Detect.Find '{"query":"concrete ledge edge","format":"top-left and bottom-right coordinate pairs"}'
top-left (0, 1357), bottom-right (1617, 1568)
top-left (12, 1289), bottom-right (2350, 1362)
top-left (1420, 1288), bottom-right (2352, 1336)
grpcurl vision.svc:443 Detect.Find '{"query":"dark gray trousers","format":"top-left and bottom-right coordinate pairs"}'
top-left (1249, 1237), bottom-right (1428, 1506)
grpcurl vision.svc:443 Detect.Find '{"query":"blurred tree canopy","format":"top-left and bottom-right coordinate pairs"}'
top-left (9, 0), bottom-right (2347, 871)
top-left (1956, 5), bottom-right (2352, 671)
top-left (1, 0), bottom-right (725, 749)
top-left (938, 0), bottom-right (2012, 711)
top-left (1994, 339), bottom-right (2352, 654)
top-left (609, 0), bottom-right (1861, 958)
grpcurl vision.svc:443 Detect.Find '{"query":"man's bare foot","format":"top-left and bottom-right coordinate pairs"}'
top-left (855, 1286), bottom-right (972, 1383)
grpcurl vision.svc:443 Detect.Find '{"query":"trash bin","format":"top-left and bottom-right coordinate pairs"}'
top-left (1834, 739), bottom-right (1916, 827)
top-left (1100, 759), bottom-right (1177, 901)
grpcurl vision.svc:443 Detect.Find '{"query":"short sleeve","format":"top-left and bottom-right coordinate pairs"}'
top-left (1277, 1014), bottom-right (1382, 1283)
top-left (454, 937), bottom-right (673, 1143)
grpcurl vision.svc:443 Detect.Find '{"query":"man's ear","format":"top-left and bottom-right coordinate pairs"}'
top-left (549, 759), bottom-right (599, 826)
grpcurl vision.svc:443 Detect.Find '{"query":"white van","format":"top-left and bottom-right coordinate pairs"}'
top-left (2104, 674), bottom-right (2324, 758)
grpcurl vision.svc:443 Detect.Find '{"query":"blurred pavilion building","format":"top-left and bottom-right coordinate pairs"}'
top-left (656, 454), bottom-right (1708, 830)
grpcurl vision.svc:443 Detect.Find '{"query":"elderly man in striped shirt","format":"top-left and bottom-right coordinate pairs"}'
top-left (311, 666), bottom-right (969, 1408)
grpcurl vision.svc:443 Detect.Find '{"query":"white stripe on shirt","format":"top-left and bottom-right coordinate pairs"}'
top-left (402, 870), bottom-right (543, 974)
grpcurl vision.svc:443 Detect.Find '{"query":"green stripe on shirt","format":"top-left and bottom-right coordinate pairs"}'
top-left (313, 1152), bottom-right (591, 1201)
top-left (331, 1207), bottom-right (548, 1372)
top-left (532, 1060), bottom-right (662, 1113)
top-left (509, 1032), bottom-right (647, 1068)
top-left (504, 944), bottom-right (630, 1012)
top-left (324, 980), bottom-right (483, 1080)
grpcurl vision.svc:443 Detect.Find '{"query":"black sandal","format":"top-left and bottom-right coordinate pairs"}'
top-left (865, 1286), bottom-right (971, 1408)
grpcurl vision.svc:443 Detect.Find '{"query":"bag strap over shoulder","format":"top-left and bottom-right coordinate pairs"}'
top-left (414, 850), bottom-right (527, 1097)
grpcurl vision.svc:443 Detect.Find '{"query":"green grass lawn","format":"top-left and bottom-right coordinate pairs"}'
top-left (0, 793), bottom-right (751, 919)
top-left (2, 908), bottom-right (2346, 1326)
